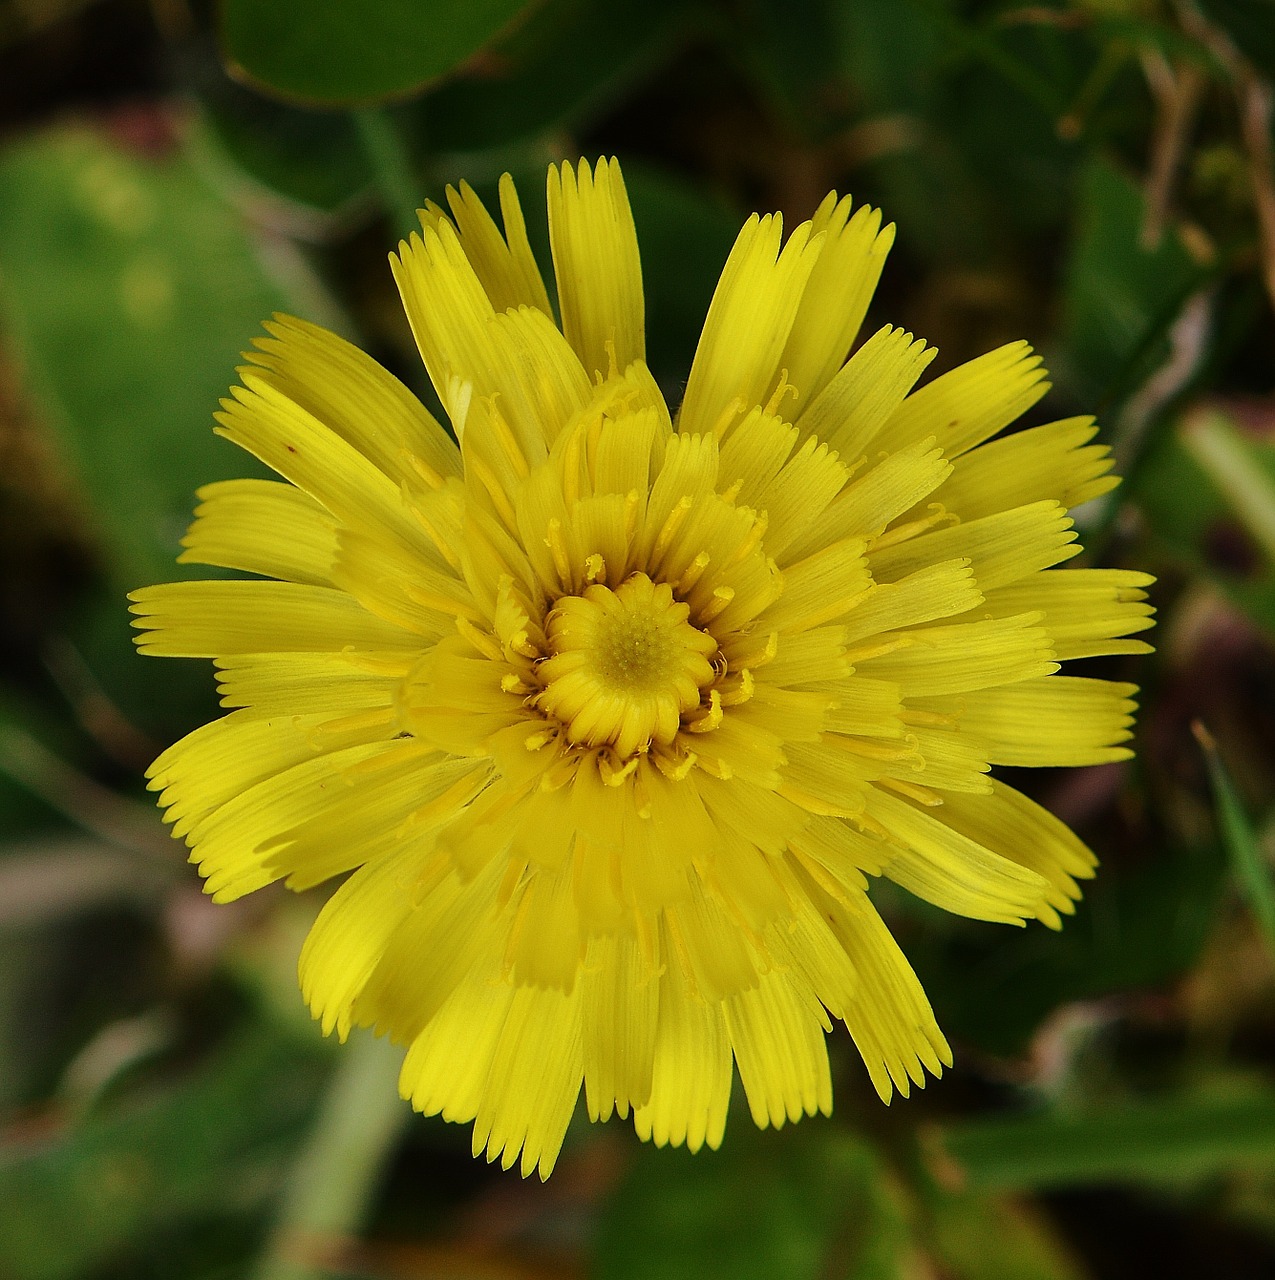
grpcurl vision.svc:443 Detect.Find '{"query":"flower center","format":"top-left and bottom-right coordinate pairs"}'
top-left (536, 573), bottom-right (717, 758)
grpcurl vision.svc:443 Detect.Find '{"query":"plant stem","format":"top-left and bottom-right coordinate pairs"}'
top-left (254, 1032), bottom-right (408, 1280)
top-left (352, 107), bottom-right (421, 233)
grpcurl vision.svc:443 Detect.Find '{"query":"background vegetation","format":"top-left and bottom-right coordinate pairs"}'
top-left (2, 0), bottom-right (1275, 1275)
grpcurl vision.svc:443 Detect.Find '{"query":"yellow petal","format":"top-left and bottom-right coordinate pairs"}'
top-left (632, 939), bottom-right (732, 1152)
top-left (724, 970), bottom-right (833, 1128)
top-left (780, 196), bottom-right (895, 412)
top-left (391, 219), bottom-right (501, 428)
top-left (179, 479), bottom-right (337, 586)
top-left (186, 739), bottom-right (407, 901)
top-left (215, 372), bottom-right (427, 555)
top-left (928, 675), bottom-right (1138, 767)
top-left (246, 314), bottom-right (460, 489)
top-left (400, 964), bottom-right (514, 1124)
top-left (780, 741), bottom-right (872, 818)
top-left (855, 612), bottom-right (1057, 697)
top-left (263, 748), bottom-right (480, 891)
top-left (980, 568), bottom-right (1156, 661)
top-left (472, 982), bottom-right (585, 1179)
top-left (332, 527), bottom-right (479, 637)
top-left (758, 625), bottom-right (851, 686)
top-left (761, 537), bottom-right (870, 632)
top-left (841, 560), bottom-right (981, 643)
top-left (505, 866), bottom-right (583, 992)
top-left (828, 892), bottom-right (951, 1100)
top-left (679, 213), bottom-right (821, 437)
top-left (299, 841), bottom-right (435, 1040)
top-left (797, 324), bottom-right (934, 460)
top-left (547, 157), bottom-right (646, 380)
top-left (215, 650), bottom-right (409, 718)
top-left (148, 710), bottom-right (335, 838)
top-left (865, 786), bottom-right (1053, 925)
top-left (664, 876), bottom-right (759, 1003)
top-left (828, 437), bottom-right (951, 543)
top-left (443, 176), bottom-right (553, 317)
top-left (129, 580), bottom-right (423, 657)
top-left (819, 676), bottom-right (906, 740)
top-left (932, 783), bottom-right (1100, 927)
top-left (353, 852), bottom-right (508, 1043)
top-left (933, 416), bottom-right (1118, 520)
top-left (868, 500), bottom-right (1080, 592)
top-left (581, 931), bottom-right (659, 1121)
top-left (882, 340), bottom-right (1049, 459)
top-left (751, 435), bottom-right (850, 562)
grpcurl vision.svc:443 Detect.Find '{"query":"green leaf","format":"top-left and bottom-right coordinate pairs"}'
top-left (596, 1124), bottom-right (911, 1280)
top-left (0, 1025), bottom-right (331, 1280)
top-left (827, 0), bottom-right (1098, 269)
top-left (0, 691), bottom-right (77, 840)
top-left (420, 0), bottom-right (700, 152)
top-left (219, 0), bottom-right (535, 107)
top-left (935, 1090), bottom-right (1275, 1192)
top-left (0, 125), bottom-right (322, 734)
top-left (1195, 721), bottom-right (1275, 960)
top-left (832, 0), bottom-right (948, 114)
top-left (197, 95), bottom-right (375, 218)
top-left (1133, 413), bottom-right (1275, 635)
top-left (925, 1191), bottom-right (1088, 1280)
top-left (1060, 159), bottom-right (1201, 404)
top-left (1180, 410), bottom-right (1275, 566)
top-left (0, 126), bottom-right (307, 589)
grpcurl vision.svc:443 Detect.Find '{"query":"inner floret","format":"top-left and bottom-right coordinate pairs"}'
top-left (535, 572), bottom-right (718, 757)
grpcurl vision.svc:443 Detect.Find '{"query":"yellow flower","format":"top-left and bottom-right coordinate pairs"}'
top-left (131, 158), bottom-right (1153, 1179)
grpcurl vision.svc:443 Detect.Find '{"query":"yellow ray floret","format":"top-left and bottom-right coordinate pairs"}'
top-left (132, 156), bottom-right (1152, 1180)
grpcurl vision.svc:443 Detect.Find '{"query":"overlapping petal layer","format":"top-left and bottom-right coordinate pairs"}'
top-left (132, 159), bottom-right (1152, 1178)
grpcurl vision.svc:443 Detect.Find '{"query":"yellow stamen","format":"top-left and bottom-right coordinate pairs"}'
top-left (652, 496), bottom-right (693, 566)
top-left (699, 586), bottom-right (735, 624)
top-left (676, 551), bottom-right (711, 594)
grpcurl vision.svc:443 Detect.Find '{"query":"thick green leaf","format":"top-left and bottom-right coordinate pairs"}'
top-left (197, 96), bottom-right (374, 218)
top-left (0, 127), bottom-right (302, 588)
top-left (219, 0), bottom-right (534, 106)
top-left (0, 126), bottom-right (318, 733)
top-left (1195, 722), bottom-right (1275, 959)
top-left (937, 1090), bottom-right (1275, 1191)
top-left (830, 0), bottom-right (1094, 267)
top-left (596, 1124), bottom-right (911, 1280)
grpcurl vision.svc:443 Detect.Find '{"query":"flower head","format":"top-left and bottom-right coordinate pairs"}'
top-left (131, 158), bottom-right (1153, 1178)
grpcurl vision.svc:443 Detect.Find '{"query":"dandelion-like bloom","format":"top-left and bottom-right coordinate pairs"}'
top-left (131, 159), bottom-right (1153, 1178)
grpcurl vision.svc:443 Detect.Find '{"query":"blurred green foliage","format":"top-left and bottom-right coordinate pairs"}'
top-left (1, 0), bottom-right (1275, 1277)
top-left (220, 0), bottom-right (534, 105)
